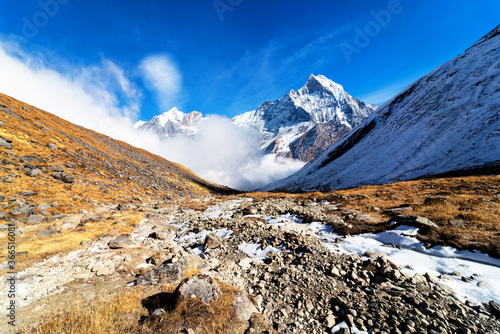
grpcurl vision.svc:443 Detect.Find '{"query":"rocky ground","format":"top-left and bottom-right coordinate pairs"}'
top-left (4, 196), bottom-right (500, 334)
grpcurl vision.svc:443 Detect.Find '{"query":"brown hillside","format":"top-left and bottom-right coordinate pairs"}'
top-left (0, 92), bottom-right (231, 269)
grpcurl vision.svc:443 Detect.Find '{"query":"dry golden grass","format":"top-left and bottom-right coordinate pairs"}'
top-left (0, 91), bottom-right (229, 272)
top-left (143, 280), bottom-right (251, 334)
top-left (24, 288), bottom-right (146, 334)
top-left (24, 277), bottom-right (263, 334)
top-left (0, 211), bottom-right (144, 272)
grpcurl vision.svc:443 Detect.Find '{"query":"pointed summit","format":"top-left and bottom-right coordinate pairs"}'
top-left (299, 74), bottom-right (345, 97)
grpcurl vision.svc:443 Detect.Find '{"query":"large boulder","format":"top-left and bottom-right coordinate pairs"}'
top-left (108, 234), bottom-right (134, 249)
top-left (177, 274), bottom-right (221, 304)
top-left (389, 215), bottom-right (438, 228)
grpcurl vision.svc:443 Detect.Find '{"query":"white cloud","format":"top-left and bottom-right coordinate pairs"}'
top-left (0, 40), bottom-right (141, 128)
top-left (0, 40), bottom-right (303, 191)
top-left (145, 115), bottom-right (305, 191)
top-left (139, 54), bottom-right (182, 111)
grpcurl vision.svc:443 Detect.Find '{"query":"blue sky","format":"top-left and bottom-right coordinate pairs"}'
top-left (0, 0), bottom-right (499, 122)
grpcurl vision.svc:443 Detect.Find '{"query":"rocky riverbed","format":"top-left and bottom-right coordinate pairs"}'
top-left (3, 196), bottom-right (500, 334)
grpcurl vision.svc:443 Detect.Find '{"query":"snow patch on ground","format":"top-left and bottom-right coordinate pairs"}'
top-left (238, 242), bottom-right (283, 259)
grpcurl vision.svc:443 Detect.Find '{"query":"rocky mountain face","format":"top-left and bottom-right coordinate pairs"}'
top-left (265, 25), bottom-right (500, 192)
top-left (135, 107), bottom-right (203, 139)
top-left (234, 75), bottom-right (377, 161)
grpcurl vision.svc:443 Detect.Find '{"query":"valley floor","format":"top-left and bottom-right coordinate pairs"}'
top-left (1, 175), bottom-right (500, 334)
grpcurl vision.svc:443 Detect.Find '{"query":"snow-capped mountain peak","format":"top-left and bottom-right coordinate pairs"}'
top-left (298, 74), bottom-right (345, 98)
top-left (136, 108), bottom-right (203, 138)
top-left (264, 24), bottom-right (500, 192)
top-left (233, 74), bottom-right (377, 161)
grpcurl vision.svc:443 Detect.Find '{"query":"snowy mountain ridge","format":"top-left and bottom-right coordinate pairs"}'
top-left (263, 25), bottom-right (500, 192)
top-left (135, 74), bottom-right (376, 162)
top-left (233, 74), bottom-right (377, 161)
top-left (135, 107), bottom-right (203, 138)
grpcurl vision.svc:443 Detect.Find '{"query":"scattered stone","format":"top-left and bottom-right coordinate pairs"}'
top-left (108, 234), bottom-right (134, 249)
top-left (489, 300), bottom-right (500, 319)
top-left (234, 292), bottom-right (258, 322)
top-left (424, 272), bottom-right (439, 283)
top-left (52, 172), bottom-right (75, 183)
top-left (389, 214), bottom-right (438, 228)
top-left (383, 206), bottom-right (413, 214)
top-left (152, 308), bottom-right (166, 317)
top-left (324, 314), bottom-right (337, 328)
top-left (177, 274), bottom-right (221, 304)
top-left (411, 273), bottom-right (427, 285)
top-left (204, 233), bottom-right (223, 251)
top-left (37, 229), bottom-right (60, 237)
top-left (9, 203), bottom-right (35, 216)
top-left (18, 191), bottom-right (38, 197)
top-left (25, 168), bottom-right (43, 177)
top-left (26, 215), bottom-right (45, 224)
top-left (424, 197), bottom-right (449, 206)
top-left (46, 143), bottom-right (58, 150)
top-left (0, 136), bottom-right (13, 149)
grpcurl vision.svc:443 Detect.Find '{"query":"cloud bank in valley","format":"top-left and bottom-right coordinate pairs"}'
top-left (150, 116), bottom-right (305, 190)
top-left (0, 41), bottom-right (304, 190)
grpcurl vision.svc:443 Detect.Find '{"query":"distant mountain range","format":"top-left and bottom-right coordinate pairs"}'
top-left (135, 75), bottom-right (376, 162)
top-left (263, 25), bottom-right (500, 191)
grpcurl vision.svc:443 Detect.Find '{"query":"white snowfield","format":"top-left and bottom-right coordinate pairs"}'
top-left (233, 74), bottom-right (376, 159)
top-left (264, 25), bottom-right (500, 192)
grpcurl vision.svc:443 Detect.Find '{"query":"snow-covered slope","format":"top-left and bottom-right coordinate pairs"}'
top-left (264, 25), bottom-right (500, 192)
top-left (233, 75), bottom-right (377, 161)
top-left (135, 107), bottom-right (203, 138)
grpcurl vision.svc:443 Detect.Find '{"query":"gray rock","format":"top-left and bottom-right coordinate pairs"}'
top-left (152, 308), bottom-right (166, 317)
top-left (26, 215), bottom-right (45, 224)
top-left (25, 168), bottom-right (43, 177)
top-left (53, 172), bottom-right (74, 183)
top-left (108, 234), bottom-right (134, 249)
top-left (0, 136), bottom-right (12, 149)
top-left (389, 215), bottom-right (438, 228)
top-left (234, 292), bottom-right (258, 321)
top-left (490, 300), bottom-right (500, 319)
top-left (48, 166), bottom-right (64, 172)
top-left (242, 206), bottom-right (258, 215)
top-left (0, 224), bottom-right (9, 231)
top-left (177, 274), bottom-right (221, 304)
top-left (47, 143), bottom-right (58, 150)
top-left (137, 262), bottom-right (183, 286)
top-left (18, 191), bottom-right (38, 197)
top-left (9, 203), bottom-right (35, 216)
top-left (204, 233), bottom-right (222, 251)
top-left (411, 273), bottom-right (427, 284)
top-left (383, 206), bottom-right (413, 214)
top-left (324, 314), bottom-right (337, 328)
top-left (424, 272), bottom-right (439, 283)
top-left (37, 229), bottom-right (60, 237)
